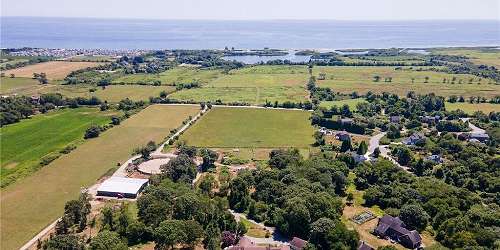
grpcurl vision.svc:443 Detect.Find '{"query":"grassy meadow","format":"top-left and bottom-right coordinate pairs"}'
top-left (1, 108), bottom-right (118, 187)
top-left (0, 77), bottom-right (42, 95)
top-left (432, 48), bottom-right (500, 68)
top-left (180, 107), bottom-right (314, 148)
top-left (113, 67), bottom-right (222, 85)
top-left (319, 98), bottom-right (367, 110)
top-left (170, 65), bottom-right (309, 104)
top-left (2, 61), bottom-right (105, 80)
top-left (445, 102), bottom-right (500, 114)
top-left (0, 105), bottom-right (200, 250)
top-left (313, 66), bottom-right (499, 98)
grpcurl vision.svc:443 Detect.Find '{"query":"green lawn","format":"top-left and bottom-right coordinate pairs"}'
top-left (93, 85), bottom-right (176, 102)
top-left (113, 67), bottom-right (222, 85)
top-left (1, 108), bottom-right (117, 187)
top-left (319, 98), bottom-right (367, 110)
top-left (313, 66), bottom-right (499, 98)
top-left (445, 102), bottom-right (500, 114)
top-left (180, 107), bottom-right (314, 148)
top-left (0, 105), bottom-right (201, 250)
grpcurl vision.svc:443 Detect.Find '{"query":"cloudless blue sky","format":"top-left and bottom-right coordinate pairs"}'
top-left (2, 0), bottom-right (499, 20)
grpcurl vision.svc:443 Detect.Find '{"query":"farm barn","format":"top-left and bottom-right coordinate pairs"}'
top-left (97, 177), bottom-right (148, 198)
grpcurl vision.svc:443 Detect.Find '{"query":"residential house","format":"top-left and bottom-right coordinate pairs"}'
top-left (421, 115), bottom-right (440, 124)
top-left (390, 116), bottom-right (401, 123)
top-left (358, 241), bottom-right (374, 250)
top-left (340, 118), bottom-right (353, 126)
top-left (336, 131), bottom-right (351, 141)
top-left (425, 154), bottom-right (443, 164)
top-left (468, 133), bottom-right (490, 143)
top-left (228, 236), bottom-right (290, 250)
top-left (403, 133), bottom-right (426, 146)
top-left (374, 215), bottom-right (422, 249)
top-left (289, 237), bottom-right (307, 250)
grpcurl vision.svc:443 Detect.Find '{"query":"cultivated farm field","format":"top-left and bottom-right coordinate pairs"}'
top-left (0, 104), bottom-right (200, 250)
top-left (2, 61), bottom-right (105, 80)
top-left (1, 107), bottom-right (118, 187)
top-left (313, 66), bottom-right (499, 98)
top-left (180, 107), bottom-right (315, 148)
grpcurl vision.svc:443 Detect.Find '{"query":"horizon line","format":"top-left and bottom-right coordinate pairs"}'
top-left (2, 15), bottom-right (500, 22)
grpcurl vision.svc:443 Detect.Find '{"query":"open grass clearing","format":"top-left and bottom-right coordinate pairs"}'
top-left (0, 104), bottom-right (200, 250)
top-left (319, 98), bottom-right (367, 110)
top-left (169, 86), bottom-right (308, 105)
top-left (208, 73), bottom-right (307, 87)
top-left (432, 48), bottom-right (500, 68)
top-left (0, 77), bottom-right (42, 95)
top-left (445, 102), bottom-right (500, 114)
top-left (113, 67), bottom-right (222, 85)
top-left (2, 61), bottom-right (105, 80)
top-left (240, 218), bottom-right (269, 238)
top-left (94, 85), bottom-right (176, 102)
top-left (180, 107), bottom-right (314, 148)
top-left (1, 107), bottom-right (118, 188)
top-left (314, 66), bottom-right (498, 98)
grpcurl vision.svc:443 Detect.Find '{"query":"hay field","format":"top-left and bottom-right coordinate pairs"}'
top-left (2, 61), bottom-right (105, 80)
top-left (180, 107), bottom-right (314, 148)
top-left (0, 105), bottom-right (200, 250)
top-left (314, 66), bottom-right (499, 98)
top-left (1, 108), bottom-right (117, 187)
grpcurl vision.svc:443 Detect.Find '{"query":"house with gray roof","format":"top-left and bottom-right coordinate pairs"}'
top-left (374, 215), bottom-right (422, 249)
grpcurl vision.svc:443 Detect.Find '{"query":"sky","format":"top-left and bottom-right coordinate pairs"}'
top-left (1, 0), bottom-right (499, 20)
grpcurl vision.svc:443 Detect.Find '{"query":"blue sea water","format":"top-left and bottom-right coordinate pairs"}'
top-left (1, 17), bottom-right (499, 50)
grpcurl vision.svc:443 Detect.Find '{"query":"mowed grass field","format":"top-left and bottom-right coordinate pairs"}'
top-left (2, 61), bottom-right (105, 80)
top-left (313, 66), bottom-right (499, 98)
top-left (113, 67), bottom-right (222, 85)
top-left (180, 107), bottom-right (314, 148)
top-left (170, 65), bottom-right (309, 104)
top-left (319, 98), bottom-right (367, 110)
top-left (0, 105), bottom-right (200, 250)
top-left (445, 102), bottom-right (500, 114)
top-left (1, 108), bottom-right (117, 187)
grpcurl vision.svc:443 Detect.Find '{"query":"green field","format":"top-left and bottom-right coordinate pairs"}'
top-left (0, 104), bottom-right (200, 250)
top-left (170, 65), bottom-right (309, 104)
top-left (113, 67), bottom-right (222, 85)
top-left (432, 48), bottom-right (500, 68)
top-left (319, 98), bottom-right (367, 110)
top-left (1, 82), bottom-right (175, 102)
top-left (169, 86), bottom-right (308, 105)
top-left (180, 107), bottom-right (314, 148)
top-left (313, 66), bottom-right (499, 98)
top-left (445, 102), bottom-right (500, 114)
top-left (1, 108), bottom-right (117, 187)
top-left (0, 77), bottom-right (42, 95)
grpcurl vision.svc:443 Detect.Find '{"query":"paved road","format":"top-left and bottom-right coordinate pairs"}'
top-left (460, 118), bottom-right (485, 134)
top-left (364, 132), bottom-right (386, 158)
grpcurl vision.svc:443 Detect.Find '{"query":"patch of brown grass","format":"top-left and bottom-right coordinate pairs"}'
top-left (3, 61), bottom-right (105, 80)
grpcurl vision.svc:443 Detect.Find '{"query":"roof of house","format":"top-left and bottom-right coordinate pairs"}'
top-left (290, 237), bottom-right (307, 249)
top-left (97, 177), bottom-right (148, 195)
top-left (358, 241), bottom-right (374, 250)
top-left (375, 215), bottom-right (421, 246)
top-left (470, 133), bottom-right (489, 138)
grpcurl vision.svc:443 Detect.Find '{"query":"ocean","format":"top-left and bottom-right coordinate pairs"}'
top-left (1, 17), bottom-right (499, 50)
